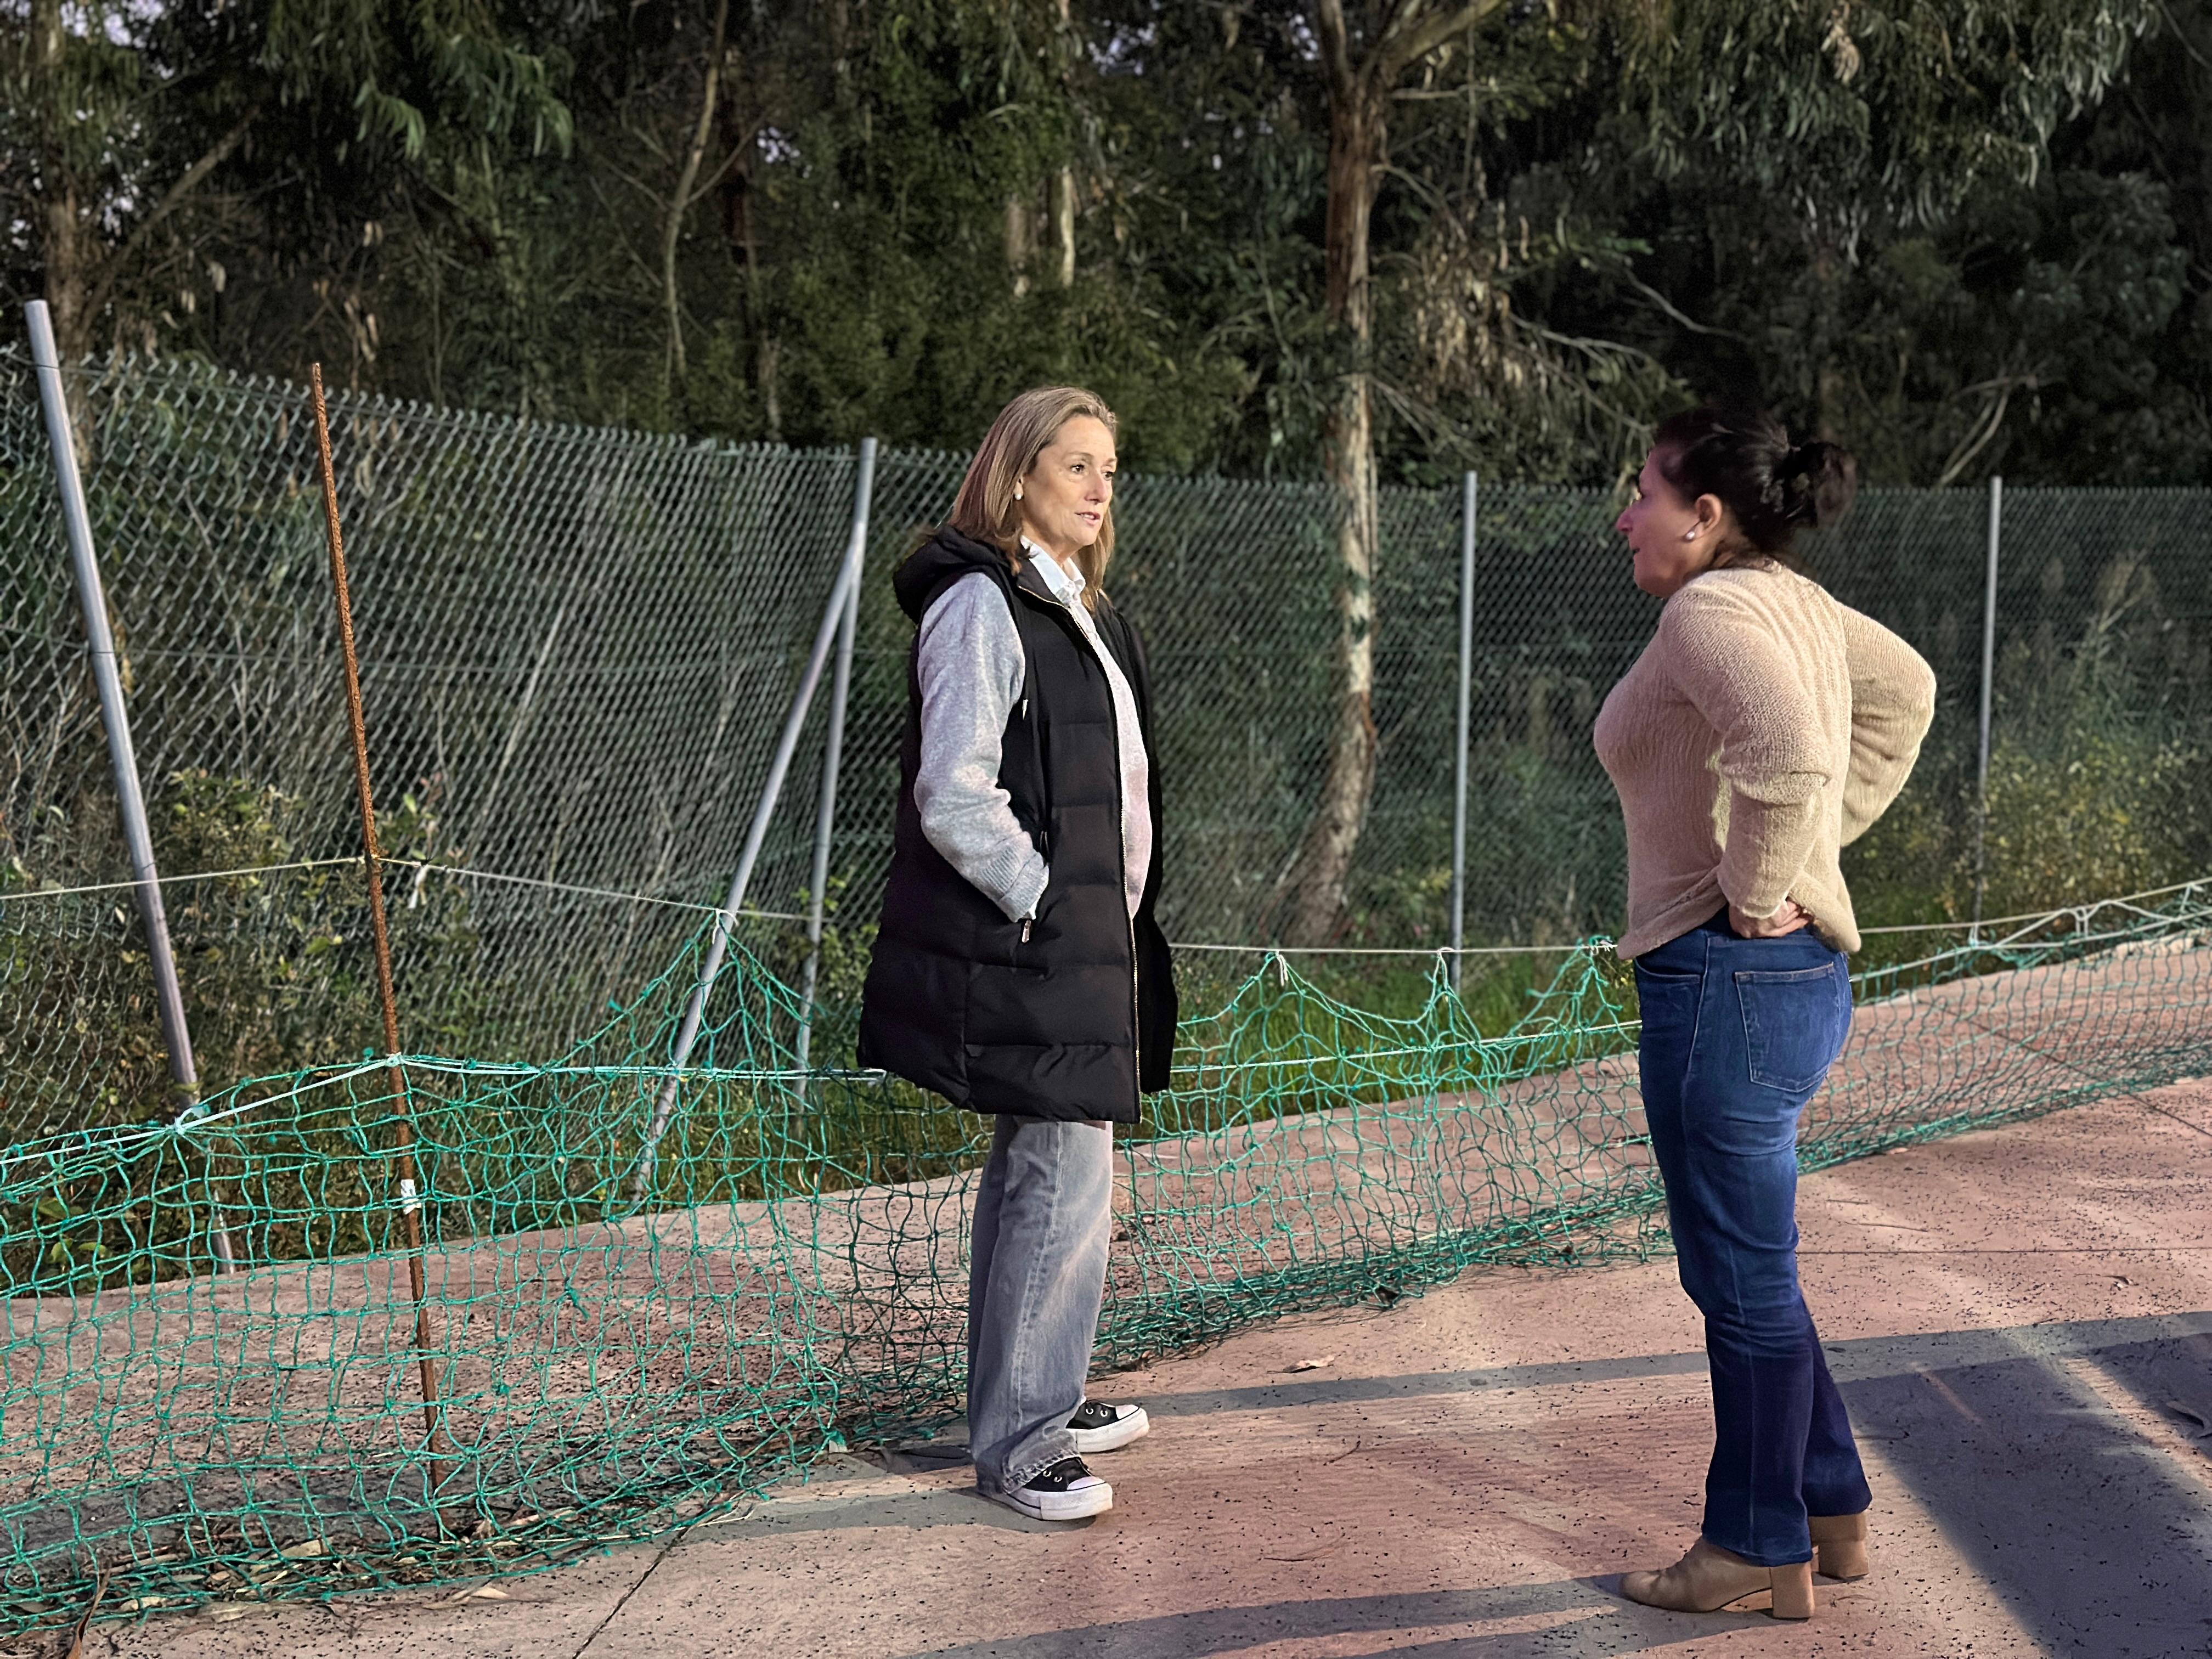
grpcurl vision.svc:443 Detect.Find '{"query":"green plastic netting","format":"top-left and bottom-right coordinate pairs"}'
top-left (1, 875), bottom-right (2207, 1628)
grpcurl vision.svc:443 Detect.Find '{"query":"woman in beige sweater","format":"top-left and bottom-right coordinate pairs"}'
top-left (1593, 409), bottom-right (1935, 1620)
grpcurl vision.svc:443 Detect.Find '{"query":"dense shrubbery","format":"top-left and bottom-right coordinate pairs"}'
top-left (2, 771), bottom-right (484, 1138)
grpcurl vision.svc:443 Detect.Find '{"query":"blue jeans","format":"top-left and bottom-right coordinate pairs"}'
top-left (1634, 912), bottom-right (1872, 1566)
top-left (967, 1116), bottom-right (1114, 1493)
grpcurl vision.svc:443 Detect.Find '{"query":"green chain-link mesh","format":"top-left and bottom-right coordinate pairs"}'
top-left (6, 351), bottom-right (2212, 1630)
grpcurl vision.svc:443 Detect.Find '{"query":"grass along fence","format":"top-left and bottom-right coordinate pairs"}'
top-left (9, 352), bottom-right (2212, 1142)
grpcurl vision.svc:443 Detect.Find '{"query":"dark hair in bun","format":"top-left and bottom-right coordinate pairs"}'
top-left (1651, 407), bottom-right (1858, 569)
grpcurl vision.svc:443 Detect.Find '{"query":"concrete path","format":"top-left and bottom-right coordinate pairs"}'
top-left (107, 1081), bottom-right (2212, 1659)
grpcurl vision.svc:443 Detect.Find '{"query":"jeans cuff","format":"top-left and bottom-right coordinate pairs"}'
top-left (1702, 1530), bottom-right (1813, 1569)
top-left (1000, 1435), bottom-right (1077, 1495)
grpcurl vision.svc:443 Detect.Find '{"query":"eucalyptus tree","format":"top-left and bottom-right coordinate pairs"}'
top-left (1119, 0), bottom-right (2163, 943)
top-left (2, 0), bottom-right (569, 372)
top-left (1624, 1), bottom-right (2159, 461)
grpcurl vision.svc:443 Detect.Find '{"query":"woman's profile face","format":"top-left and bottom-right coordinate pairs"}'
top-left (1018, 416), bottom-right (1117, 560)
top-left (1616, 446), bottom-right (1715, 599)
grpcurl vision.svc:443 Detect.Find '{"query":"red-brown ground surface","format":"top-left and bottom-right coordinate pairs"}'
top-left (98, 1075), bottom-right (2212, 1659)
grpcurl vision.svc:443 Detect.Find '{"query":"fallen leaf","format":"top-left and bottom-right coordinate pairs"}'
top-left (1288, 1355), bottom-right (1336, 1373)
top-left (278, 1539), bottom-right (328, 1560)
top-left (441, 1582), bottom-right (510, 1605)
top-left (63, 1569), bottom-right (106, 1659)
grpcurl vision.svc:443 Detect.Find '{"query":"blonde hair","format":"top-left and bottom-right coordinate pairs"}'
top-left (947, 386), bottom-right (1119, 610)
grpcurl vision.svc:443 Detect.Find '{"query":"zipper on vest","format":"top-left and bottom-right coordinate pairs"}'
top-left (1020, 919), bottom-right (1031, 944)
top-left (1019, 691), bottom-right (1050, 858)
top-left (1030, 584), bottom-right (1142, 1113)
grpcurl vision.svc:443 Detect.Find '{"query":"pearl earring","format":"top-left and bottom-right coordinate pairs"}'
top-left (1014, 488), bottom-right (1023, 501)
top-left (1682, 528), bottom-right (1698, 541)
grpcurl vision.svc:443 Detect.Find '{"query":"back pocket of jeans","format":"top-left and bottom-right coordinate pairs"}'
top-left (1734, 963), bottom-right (1847, 1093)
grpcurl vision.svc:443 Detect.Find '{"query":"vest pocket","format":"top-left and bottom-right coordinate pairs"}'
top-left (1733, 963), bottom-right (1849, 1093)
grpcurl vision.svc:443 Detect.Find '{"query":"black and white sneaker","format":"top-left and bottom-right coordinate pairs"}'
top-left (994, 1456), bottom-right (1113, 1521)
top-left (1066, 1400), bottom-right (1150, 1455)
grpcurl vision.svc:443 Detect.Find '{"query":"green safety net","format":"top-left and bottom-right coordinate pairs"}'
top-left (1, 877), bottom-right (2207, 1629)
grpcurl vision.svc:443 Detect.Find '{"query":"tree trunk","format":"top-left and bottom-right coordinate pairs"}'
top-left (43, 184), bottom-right (91, 363)
top-left (1005, 194), bottom-right (1034, 295)
top-left (1053, 0), bottom-right (1077, 286)
top-left (1282, 88), bottom-right (1385, 945)
top-left (1052, 167), bottom-right (1077, 287)
top-left (664, 0), bottom-right (731, 387)
top-left (32, 0), bottom-right (92, 363)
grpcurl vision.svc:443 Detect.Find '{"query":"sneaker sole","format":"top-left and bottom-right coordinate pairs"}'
top-left (991, 1483), bottom-right (1115, 1522)
top-left (1068, 1408), bottom-right (1150, 1455)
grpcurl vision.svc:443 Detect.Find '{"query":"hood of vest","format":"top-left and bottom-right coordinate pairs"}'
top-left (893, 526), bottom-right (1015, 623)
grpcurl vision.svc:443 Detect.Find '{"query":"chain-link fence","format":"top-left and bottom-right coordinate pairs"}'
top-left (7, 351), bottom-right (2212, 1139)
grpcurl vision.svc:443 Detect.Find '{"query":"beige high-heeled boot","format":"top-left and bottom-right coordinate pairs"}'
top-left (1620, 1537), bottom-right (1815, 1618)
top-left (1809, 1511), bottom-right (1869, 1580)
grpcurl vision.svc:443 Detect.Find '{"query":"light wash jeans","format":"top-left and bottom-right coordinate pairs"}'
top-left (966, 1115), bottom-right (1114, 1494)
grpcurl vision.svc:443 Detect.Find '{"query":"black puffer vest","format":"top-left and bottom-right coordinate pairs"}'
top-left (857, 528), bottom-right (1176, 1122)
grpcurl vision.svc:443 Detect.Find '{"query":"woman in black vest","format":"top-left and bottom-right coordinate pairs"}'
top-left (859, 386), bottom-right (1176, 1522)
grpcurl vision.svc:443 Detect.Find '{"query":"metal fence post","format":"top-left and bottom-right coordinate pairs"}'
top-left (1971, 474), bottom-right (2002, 940)
top-left (627, 447), bottom-right (878, 1205)
top-left (795, 437), bottom-right (877, 1071)
top-left (1448, 471), bottom-right (1476, 991)
top-left (25, 301), bottom-right (235, 1272)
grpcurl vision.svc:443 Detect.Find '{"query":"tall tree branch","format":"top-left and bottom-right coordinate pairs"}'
top-left (1934, 371), bottom-right (2038, 487)
top-left (1375, 0), bottom-right (1510, 87)
top-left (1310, 0), bottom-right (1359, 105)
top-left (664, 0), bottom-right (731, 384)
top-left (84, 104), bottom-right (261, 325)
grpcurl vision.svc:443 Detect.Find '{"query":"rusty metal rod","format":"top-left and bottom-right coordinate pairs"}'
top-left (308, 364), bottom-right (454, 1498)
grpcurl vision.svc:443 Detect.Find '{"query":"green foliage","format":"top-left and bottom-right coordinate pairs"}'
top-left (1627, 1), bottom-right (2157, 222)
top-left (0, 772), bottom-right (489, 1138)
top-left (12, 0), bottom-right (2210, 488)
top-left (1844, 537), bottom-right (2212, 960)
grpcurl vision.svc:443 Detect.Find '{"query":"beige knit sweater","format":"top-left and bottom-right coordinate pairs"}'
top-left (1593, 565), bottom-right (1936, 958)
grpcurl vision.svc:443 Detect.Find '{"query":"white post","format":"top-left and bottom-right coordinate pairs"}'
top-left (1971, 475), bottom-right (2002, 940)
top-left (26, 300), bottom-right (233, 1271)
top-left (626, 442), bottom-right (878, 1205)
top-left (1448, 472), bottom-right (1476, 991)
top-left (795, 438), bottom-right (876, 1071)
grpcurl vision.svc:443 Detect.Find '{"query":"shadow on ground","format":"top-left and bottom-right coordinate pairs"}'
top-left (857, 1314), bottom-right (2212, 1657)
top-left (1842, 1324), bottom-right (2212, 1658)
top-left (895, 1580), bottom-right (1744, 1659)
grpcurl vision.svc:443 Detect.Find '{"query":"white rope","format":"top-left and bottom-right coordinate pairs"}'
top-left (4, 858), bottom-right (808, 923)
top-left (13, 858), bottom-right (2205, 958)
top-left (1857, 877), bottom-right (2207, 935)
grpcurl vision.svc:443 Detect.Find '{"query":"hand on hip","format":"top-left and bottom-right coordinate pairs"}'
top-left (1730, 899), bottom-right (1811, 939)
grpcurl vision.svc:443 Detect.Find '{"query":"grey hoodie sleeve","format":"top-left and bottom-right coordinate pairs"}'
top-left (914, 572), bottom-right (1049, 922)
